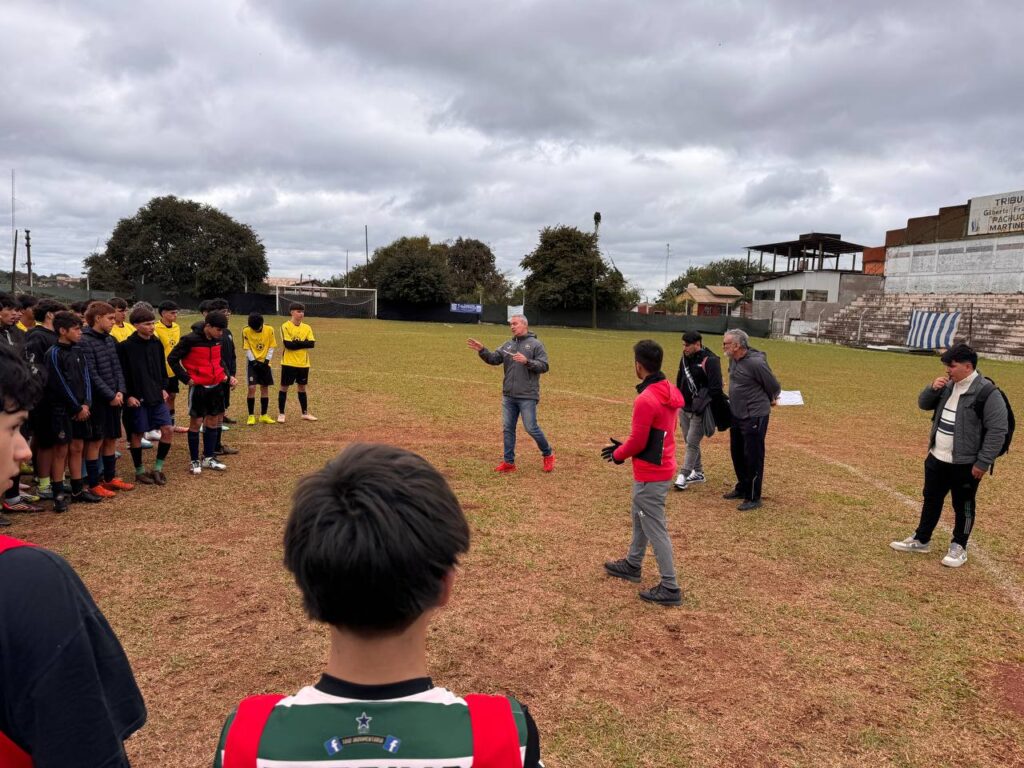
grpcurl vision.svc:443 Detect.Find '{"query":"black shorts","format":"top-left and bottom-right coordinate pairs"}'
top-left (166, 376), bottom-right (179, 394)
top-left (52, 409), bottom-right (99, 445)
top-left (247, 360), bottom-right (274, 387)
top-left (280, 365), bottom-right (309, 387)
top-left (188, 385), bottom-right (226, 418)
top-left (89, 402), bottom-right (122, 440)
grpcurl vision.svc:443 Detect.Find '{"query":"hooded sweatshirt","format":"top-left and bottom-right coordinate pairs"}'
top-left (612, 372), bottom-right (685, 482)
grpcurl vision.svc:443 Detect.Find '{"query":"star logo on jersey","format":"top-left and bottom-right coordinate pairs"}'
top-left (356, 712), bottom-right (372, 733)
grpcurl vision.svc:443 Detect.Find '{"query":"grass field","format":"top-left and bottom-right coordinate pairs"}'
top-left (15, 317), bottom-right (1024, 767)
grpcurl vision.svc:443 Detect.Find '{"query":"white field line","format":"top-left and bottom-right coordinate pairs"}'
top-left (784, 441), bottom-right (1024, 617)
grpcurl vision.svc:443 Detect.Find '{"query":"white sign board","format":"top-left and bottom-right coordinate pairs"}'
top-left (507, 305), bottom-right (524, 320)
top-left (968, 189), bottom-right (1024, 236)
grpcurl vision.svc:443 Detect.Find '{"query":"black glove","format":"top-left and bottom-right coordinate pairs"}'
top-left (601, 438), bottom-right (624, 464)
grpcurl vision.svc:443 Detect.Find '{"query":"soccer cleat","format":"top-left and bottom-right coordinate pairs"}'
top-left (144, 429), bottom-right (161, 440)
top-left (89, 485), bottom-right (117, 499)
top-left (152, 470), bottom-right (167, 486)
top-left (223, 416), bottom-right (237, 424)
top-left (140, 438), bottom-right (153, 449)
top-left (135, 472), bottom-right (156, 485)
top-left (3, 499), bottom-right (44, 513)
top-left (277, 414), bottom-right (286, 423)
top-left (246, 415), bottom-right (256, 426)
top-left (543, 454), bottom-right (556, 472)
top-left (301, 413), bottom-right (318, 421)
top-left (221, 423), bottom-right (230, 431)
top-left (201, 456), bottom-right (228, 471)
top-left (189, 461), bottom-right (203, 475)
top-left (737, 500), bottom-right (762, 511)
top-left (604, 558), bottom-right (642, 583)
top-left (889, 536), bottom-right (930, 554)
top-left (722, 488), bottom-right (743, 500)
top-left (0, 513), bottom-right (10, 527)
top-left (19, 489), bottom-right (41, 503)
top-left (674, 472), bottom-right (688, 491)
top-left (685, 470), bottom-right (706, 484)
top-left (941, 543), bottom-right (968, 568)
top-left (639, 583), bottom-right (683, 606)
top-left (259, 414), bottom-right (275, 424)
top-left (216, 444), bottom-right (240, 456)
top-left (493, 461), bottom-right (517, 473)
top-left (72, 489), bottom-right (104, 504)
top-left (36, 486), bottom-right (55, 500)
top-left (53, 495), bottom-right (69, 513)
top-left (103, 478), bottom-right (135, 491)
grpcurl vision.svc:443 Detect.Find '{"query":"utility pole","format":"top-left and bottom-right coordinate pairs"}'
top-left (345, 249), bottom-right (349, 287)
top-left (10, 230), bottom-right (16, 293)
top-left (592, 212), bottom-right (601, 330)
top-left (665, 244), bottom-right (670, 291)
top-left (24, 229), bottom-right (32, 289)
top-left (364, 225), bottom-right (369, 264)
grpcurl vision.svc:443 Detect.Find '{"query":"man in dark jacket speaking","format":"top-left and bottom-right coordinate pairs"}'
top-left (722, 329), bottom-right (780, 511)
top-left (467, 314), bottom-right (555, 473)
top-left (674, 330), bottom-right (723, 490)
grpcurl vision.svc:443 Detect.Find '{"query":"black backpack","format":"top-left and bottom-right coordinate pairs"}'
top-left (972, 378), bottom-right (1015, 462)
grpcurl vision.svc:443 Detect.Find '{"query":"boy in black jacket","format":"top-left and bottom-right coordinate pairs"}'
top-left (23, 299), bottom-right (66, 503)
top-left (119, 307), bottom-right (174, 485)
top-left (45, 312), bottom-right (102, 511)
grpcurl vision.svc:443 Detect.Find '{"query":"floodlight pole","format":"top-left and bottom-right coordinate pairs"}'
top-left (25, 229), bottom-right (32, 289)
top-left (592, 211), bottom-right (601, 329)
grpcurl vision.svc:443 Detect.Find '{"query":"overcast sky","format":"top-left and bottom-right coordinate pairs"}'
top-left (3, 0), bottom-right (1022, 300)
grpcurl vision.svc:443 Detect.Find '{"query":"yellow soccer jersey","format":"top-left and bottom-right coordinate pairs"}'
top-left (243, 325), bottom-right (277, 363)
top-left (110, 321), bottom-right (136, 343)
top-left (280, 321), bottom-right (315, 368)
top-left (16, 321), bottom-right (28, 332)
top-left (154, 321), bottom-right (181, 376)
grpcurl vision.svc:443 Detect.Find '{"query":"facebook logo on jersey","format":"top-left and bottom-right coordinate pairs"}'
top-left (324, 737), bottom-right (343, 756)
top-left (383, 736), bottom-right (401, 754)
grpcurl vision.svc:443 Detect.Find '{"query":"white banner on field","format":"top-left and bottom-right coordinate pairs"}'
top-left (507, 305), bottom-right (524, 320)
top-left (968, 189), bottom-right (1024, 236)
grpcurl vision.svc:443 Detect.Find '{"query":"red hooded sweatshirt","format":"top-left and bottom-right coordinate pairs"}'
top-left (612, 372), bottom-right (685, 482)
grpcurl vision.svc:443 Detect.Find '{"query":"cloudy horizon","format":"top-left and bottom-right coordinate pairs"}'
top-left (3, 0), bottom-right (1022, 301)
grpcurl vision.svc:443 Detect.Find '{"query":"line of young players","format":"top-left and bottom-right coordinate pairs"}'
top-left (0, 293), bottom-right (318, 523)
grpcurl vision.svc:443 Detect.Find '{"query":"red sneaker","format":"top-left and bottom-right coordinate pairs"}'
top-left (90, 484), bottom-right (117, 498)
top-left (493, 461), bottom-right (517, 473)
top-left (543, 454), bottom-right (556, 472)
top-left (103, 477), bottom-right (135, 491)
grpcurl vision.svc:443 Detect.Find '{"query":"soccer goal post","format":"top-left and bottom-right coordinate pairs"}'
top-left (275, 286), bottom-right (377, 319)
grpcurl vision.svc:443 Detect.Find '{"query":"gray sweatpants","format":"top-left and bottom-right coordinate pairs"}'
top-left (678, 409), bottom-right (704, 474)
top-left (625, 479), bottom-right (679, 590)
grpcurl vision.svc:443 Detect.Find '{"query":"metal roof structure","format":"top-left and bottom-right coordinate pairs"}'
top-left (744, 232), bottom-right (867, 274)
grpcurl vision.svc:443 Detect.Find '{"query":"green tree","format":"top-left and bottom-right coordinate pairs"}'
top-left (445, 237), bottom-right (512, 303)
top-left (85, 195), bottom-right (269, 297)
top-left (520, 225), bottom-right (638, 311)
top-left (655, 257), bottom-right (765, 308)
top-left (369, 236), bottom-right (453, 305)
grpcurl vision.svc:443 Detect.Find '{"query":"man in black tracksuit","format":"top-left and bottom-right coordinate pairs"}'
top-left (673, 330), bottom-right (723, 490)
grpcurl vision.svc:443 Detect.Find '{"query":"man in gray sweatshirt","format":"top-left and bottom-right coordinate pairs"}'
top-left (467, 315), bottom-right (555, 473)
top-left (722, 329), bottom-right (780, 511)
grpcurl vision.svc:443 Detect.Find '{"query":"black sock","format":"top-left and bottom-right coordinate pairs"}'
top-left (188, 431), bottom-right (200, 462)
top-left (247, 397), bottom-right (255, 415)
top-left (298, 391), bottom-right (308, 414)
top-left (278, 391), bottom-right (286, 413)
top-left (156, 441), bottom-right (172, 462)
top-left (260, 397), bottom-right (268, 415)
top-left (203, 427), bottom-right (218, 458)
top-left (70, 478), bottom-right (84, 495)
top-left (130, 447), bottom-right (144, 471)
top-left (85, 458), bottom-right (101, 488)
top-left (52, 480), bottom-right (65, 496)
top-left (102, 454), bottom-right (117, 482)
top-left (215, 424), bottom-right (224, 452)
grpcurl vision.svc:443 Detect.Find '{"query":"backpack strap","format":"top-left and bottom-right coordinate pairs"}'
top-left (465, 694), bottom-right (522, 768)
top-left (0, 535), bottom-right (34, 555)
top-left (223, 694), bottom-right (285, 768)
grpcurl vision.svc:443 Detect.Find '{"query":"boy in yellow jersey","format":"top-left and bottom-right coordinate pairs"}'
top-left (153, 301), bottom-right (185, 432)
top-left (16, 295), bottom-right (37, 332)
top-left (108, 298), bottom-right (135, 343)
top-left (277, 303), bottom-right (317, 423)
top-left (242, 312), bottom-right (277, 425)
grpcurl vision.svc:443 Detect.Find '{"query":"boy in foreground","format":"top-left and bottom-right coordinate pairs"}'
top-left (278, 302), bottom-right (317, 422)
top-left (213, 443), bottom-right (542, 767)
top-left (119, 307), bottom-right (173, 484)
top-left (242, 312), bottom-right (277, 424)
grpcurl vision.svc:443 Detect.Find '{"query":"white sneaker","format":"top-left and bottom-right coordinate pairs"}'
top-left (221, 423), bottom-right (230, 431)
top-left (673, 472), bottom-right (688, 490)
top-left (144, 429), bottom-right (161, 440)
top-left (941, 543), bottom-right (968, 568)
top-left (686, 470), bottom-right (706, 484)
top-left (201, 456), bottom-right (228, 471)
top-left (890, 536), bottom-right (930, 553)
top-left (277, 414), bottom-right (286, 423)
top-left (140, 438), bottom-right (153, 449)
top-left (301, 413), bottom-right (318, 421)
top-left (189, 460), bottom-right (202, 475)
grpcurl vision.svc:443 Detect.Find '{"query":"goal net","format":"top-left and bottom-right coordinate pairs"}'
top-left (275, 286), bottom-right (377, 319)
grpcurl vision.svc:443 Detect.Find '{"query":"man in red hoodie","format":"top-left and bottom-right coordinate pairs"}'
top-left (602, 340), bottom-right (685, 606)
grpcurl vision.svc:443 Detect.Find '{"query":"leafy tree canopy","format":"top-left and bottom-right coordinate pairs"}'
top-left (446, 237), bottom-right (512, 304)
top-left (521, 225), bottom-right (639, 311)
top-left (655, 257), bottom-right (765, 307)
top-left (85, 195), bottom-right (268, 297)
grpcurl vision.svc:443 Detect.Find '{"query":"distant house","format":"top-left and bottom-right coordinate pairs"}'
top-left (675, 284), bottom-right (743, 316)
top-left (632, 302), bottom-right (664, 315)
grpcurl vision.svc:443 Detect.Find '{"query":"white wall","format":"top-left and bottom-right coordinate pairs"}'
top-left (751, 272), bottom-right (843, 302)
top-left (885, 234), bottom-right (1024, 293)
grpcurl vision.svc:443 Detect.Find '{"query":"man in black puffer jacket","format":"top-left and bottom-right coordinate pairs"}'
top-left (79, 302), bottom-right (132, 497)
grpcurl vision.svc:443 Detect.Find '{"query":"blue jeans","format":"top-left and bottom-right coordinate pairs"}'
top-left (502, 397), bottom-right (551, 464)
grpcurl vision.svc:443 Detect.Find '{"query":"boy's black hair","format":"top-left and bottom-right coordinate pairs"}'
top-left (53, 310), bottom-right (81, 335)
top-left (70, 300), bottom-right (91, 315)
top-left (208, 298), bottom-right (230, 312)
top-left (205, 310), bottom-right (228, 329)
top-left (157, 300), bottom-right (179, 315)
top-left (109, 297), bottom-right (128, 310)
top-left (284, 443), bottom-right (470, 634)
top-left (0, 345), bottom-right (42, 413)
top-left (129, 306), bottom-right (156, 325)
top-left (247, 312), bottom-right (264, 331)
top-left (288, 302), bottom-right (305, 313)
top-left (198, 300), bottom-right (211, 314)
top-left (940, 343), bottom-right (978, 368)
top-left (17, 294), bottom-right (38, 310)
top-left (634, 339), bottom-right (664, 373)
top-left (0, 292), bottom-right (17, 309)
top-left (34, 299), bottom-right (67, 324)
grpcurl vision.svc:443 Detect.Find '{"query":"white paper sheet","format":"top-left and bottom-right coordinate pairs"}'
top-left (777, 390), bottom-right (804, 406)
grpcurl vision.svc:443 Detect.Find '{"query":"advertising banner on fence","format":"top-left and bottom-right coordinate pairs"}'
top-left (450, 303), bottom-right (482, 314)
top-left (968, 189), bottom-right (1024, 236)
